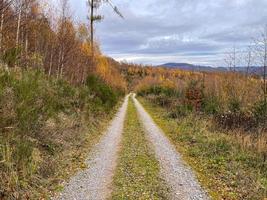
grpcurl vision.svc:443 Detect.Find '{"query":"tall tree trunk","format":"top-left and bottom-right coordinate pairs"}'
top-left (49, 47), bottom-right (54, 76)
top-left (24, 6), bottom-right (29, 69)
top-left (15, 3), bottom-right (22, 68)
top-left (90, 0), bottom-right (94, 58)
top-left (60, 53), bottom-right (64, 78)
top-left (57, 49), bottom-right (62, 79)
top-left (246, 50), bottom-right (251, 77)
top-left (233, 46), bottom-right (236, 72)
top-left (16, 3), bottom-right (22, 48)
top-left (25, 33), bottom-right (29, 68)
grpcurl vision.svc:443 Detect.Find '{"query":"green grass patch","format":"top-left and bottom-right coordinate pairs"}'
top-left (139, 97), bottom-right (267, 200)
top-left (111, 98), bottom-right (168, 200)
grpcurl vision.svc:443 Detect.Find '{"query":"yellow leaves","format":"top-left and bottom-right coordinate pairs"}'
top-left (96, 56), bottom-right (110, 79)
top-left (78, 24), bottom-right (88, 38)
top-left (159, 74), bottom-right (165, 82)
top-left (81, 42), bottom-right (92, 56)
top-left (95, 56), bottom-right (127, 91)
top-left (132, 64), bottom-right (263, 112)
top-left (31, 3), bottom-right (40, 16)
top-left (161, 78), bottom-right (175, 89)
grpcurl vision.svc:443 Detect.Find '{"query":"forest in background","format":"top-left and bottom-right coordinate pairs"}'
top-left (0, 0), bottom-right (126, 89)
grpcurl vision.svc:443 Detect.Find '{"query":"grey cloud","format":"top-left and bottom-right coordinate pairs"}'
top-left (69, 0), bottom-right (267, 65)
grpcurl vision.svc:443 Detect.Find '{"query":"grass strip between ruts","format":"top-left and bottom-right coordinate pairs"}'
top-left (111, 97), bottom-right (169, 200)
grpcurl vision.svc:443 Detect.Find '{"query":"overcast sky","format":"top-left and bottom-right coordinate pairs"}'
top-left (67, 0), bottom-right (267, 66)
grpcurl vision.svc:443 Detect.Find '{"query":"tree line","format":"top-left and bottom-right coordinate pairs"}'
top-left (0, 0), bottom-right (126, 89)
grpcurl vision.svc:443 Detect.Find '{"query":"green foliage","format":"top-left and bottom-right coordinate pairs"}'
top-left (169, 104), bottom-right (192, 118)
top-left (1, 47), bottom-right (21, 68)
top-left (138, 85), bottom-right (179, 98)
top-left (0, 70), bottom-right (74, 134)
top-left (138, 83), bottom-right (266, 131)
top-left (0, 69), bottom-right (122, 199)
top-left (86, 74), bottom-right (120, 111)
top-left (228, 98), bottom-right (241, 113)
top-left (202, 96), bottom-right (221, 115)
top-left (253, 100), bottom-right (267, 124)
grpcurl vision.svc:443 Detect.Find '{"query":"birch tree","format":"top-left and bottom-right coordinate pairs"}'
top-left (57, 0), bottom-right (69, 78)
top-left (224, 46), bottom-right (239, 72)
top-left (15, 0), bottom-right (22, 48)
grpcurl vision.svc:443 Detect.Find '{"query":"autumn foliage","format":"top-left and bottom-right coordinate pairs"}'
top-left (0, 1), bottom-right (127, 199)
top-left (0, 0), bottom-right (126, 91)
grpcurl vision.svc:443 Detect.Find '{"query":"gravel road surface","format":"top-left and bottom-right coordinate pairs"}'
top-left (133, 95), bottom-right (210, 200)
top-left (55, 95), bottom-right (129, 200)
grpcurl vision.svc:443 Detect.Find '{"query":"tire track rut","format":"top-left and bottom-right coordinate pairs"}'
top-left (133, 95), bottom-right (210, 200)
top-left (55, 95), bottom-right (129, 200)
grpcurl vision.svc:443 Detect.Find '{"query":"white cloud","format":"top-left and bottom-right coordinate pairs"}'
top-left (68, 0), bottom-right (267, 66)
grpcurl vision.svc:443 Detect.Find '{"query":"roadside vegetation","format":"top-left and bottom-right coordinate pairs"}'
top-left (136, 71), bottom-right (266, 159)
top-left (111, 98), bottom-right (168, 200)
top-left (134, 68), bottom-right (267, 199)
top-left (140, 98), bottom-right (267, 199)
top-left (0, 68), bottom-right (124, 199)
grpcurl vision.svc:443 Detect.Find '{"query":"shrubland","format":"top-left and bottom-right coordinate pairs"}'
top-left (135, 68), bottom-right (266, 155)
top-left (129, 65), bottom-right (267, 199)
top-left (0, 67), bottom-right (125, 199)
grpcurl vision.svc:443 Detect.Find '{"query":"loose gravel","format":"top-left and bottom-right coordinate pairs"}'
top-left (55, 95), bottom-right (129, 200)
top-left (133, 95), bottom-right (210, 200)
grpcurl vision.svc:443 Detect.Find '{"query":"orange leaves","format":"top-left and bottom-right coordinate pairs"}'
top-left (95, 56), bottom-right (127, 91)
top-left (130, 64), bottom-right (263, 113)
top-left (96, 55), bottom-right (110, 79)
top-left (81, 42), bottom-right (92, 56)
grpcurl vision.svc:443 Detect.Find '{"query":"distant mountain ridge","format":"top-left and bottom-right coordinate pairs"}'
top-left (158, 62), bottom-right (264, 76)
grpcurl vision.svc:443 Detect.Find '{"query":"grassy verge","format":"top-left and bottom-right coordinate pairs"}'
top-left (0, 69), bottom-right (123, 199)
top-left (111, 98), bottom-right (168, 200)
top-left (139, 97), bottom-right (267, 200)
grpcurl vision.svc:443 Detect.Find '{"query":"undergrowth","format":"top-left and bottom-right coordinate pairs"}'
top-left (0, 68), bottom-right (123, 199)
